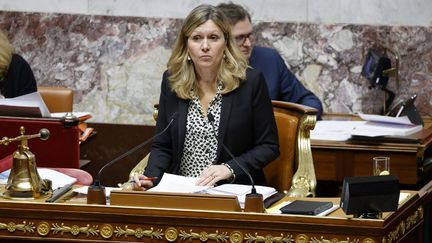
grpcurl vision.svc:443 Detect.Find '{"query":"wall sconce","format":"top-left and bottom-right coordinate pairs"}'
top-left (361, 45), bottom-right (400, 114)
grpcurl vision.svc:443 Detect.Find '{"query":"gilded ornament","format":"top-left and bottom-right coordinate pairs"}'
top-left (361, 238), bottom-right (375, 243)
top-left (295, 234), bottom-right (309, 243)
top-left (229, 231), bottom-right (244, 243)
top-left (37, 221), bottom-right (50, 236)
top-left (310, 236), bottom-right (359, 243)
top-left (244, 232), bottom-right (294, 243)
top-left (0, 221), bottom-right (35, 234)
top-left (100, 224), bottom-right (114, 239)
top-left (114, 226), bottom-right (163, 239)
top-left (180, 229), bottom-right (229, 242)
top-left (165, 227), bottom-right (179, 242)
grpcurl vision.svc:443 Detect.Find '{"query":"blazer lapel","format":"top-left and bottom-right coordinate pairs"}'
top-left (216, 93), bottom-right (233, 163)
top-left (177, 98), bottom-right (189, 163)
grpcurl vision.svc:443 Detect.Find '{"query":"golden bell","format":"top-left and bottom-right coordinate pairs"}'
top-left (1, 127), bottom-right (52, 200)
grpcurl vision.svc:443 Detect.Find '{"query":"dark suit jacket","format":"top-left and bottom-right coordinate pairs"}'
top-left (0, 54), bottom-right (37, 98)
top-left (145, 68), bottom-right (280, 186)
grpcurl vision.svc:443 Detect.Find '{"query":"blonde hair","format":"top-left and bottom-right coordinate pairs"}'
top-left (167, 4), bottom-right (248, 99)
top-left (0, 30), bottom-right (13, 80)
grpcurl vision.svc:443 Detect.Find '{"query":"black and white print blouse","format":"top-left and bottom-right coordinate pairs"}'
top-left (179, 84), bottom-right (222, 177)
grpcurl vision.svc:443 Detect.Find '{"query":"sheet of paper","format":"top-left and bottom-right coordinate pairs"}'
top-left (148, 173), bottom-right (211, 193)
top-left (0, 92), bottom-right (51, 117)
top-left (310, 121), bottom-right (365, 141)
top-left (73, 186), bottom-right (121, 197)
top-left (0, 168), bottom-right (77, 189)
top-left (358, 113), bottom-right (414, 125)
top-left (205, 184), bottom-right (277, 207)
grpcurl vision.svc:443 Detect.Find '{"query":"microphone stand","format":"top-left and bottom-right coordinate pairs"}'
top-left (87, 112), bottom-right (178, 205)
top-left (207, 114), bottom-right (264, 213)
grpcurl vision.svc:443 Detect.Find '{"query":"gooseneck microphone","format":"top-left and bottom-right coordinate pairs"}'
top-left (207, 113), bottom-right (263, 212)
top-left (87, 112), bottom-right (178, 204)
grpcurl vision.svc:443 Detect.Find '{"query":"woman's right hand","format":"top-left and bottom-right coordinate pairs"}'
top-left (132, 174), bottom-right (154, 191)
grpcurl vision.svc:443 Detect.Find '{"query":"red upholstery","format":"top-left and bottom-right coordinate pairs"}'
top-left (0, 117), bottom-right (80, 168)
top-left (0, 155), bottom-right (92, 186)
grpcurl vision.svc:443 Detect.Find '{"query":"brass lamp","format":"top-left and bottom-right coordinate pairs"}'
top-left (0, 126), bottom-right (52, 200)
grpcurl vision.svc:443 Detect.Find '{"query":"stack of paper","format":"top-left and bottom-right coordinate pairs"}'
top-left (0, 168), bottom-right (77, 189)
top-left (205, 184), bottom-right (277, 208)
top-left (311, 114), bottom-right (423, 141)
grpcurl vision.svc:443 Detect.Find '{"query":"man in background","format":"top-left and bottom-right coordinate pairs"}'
top-left (217, 2), bottom-right (323, 119)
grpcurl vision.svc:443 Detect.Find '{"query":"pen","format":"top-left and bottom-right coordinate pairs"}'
top-left (128, 177), bottom-right (158, 183)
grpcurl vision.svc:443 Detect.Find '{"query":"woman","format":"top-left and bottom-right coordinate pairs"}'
top-left (0, 30), bottom-right (37, 98)
top-left (133, 4), bottom-right (279, 190)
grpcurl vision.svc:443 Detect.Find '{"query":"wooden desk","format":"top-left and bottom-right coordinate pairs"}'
top-left (312, 115), bottom-right (432, 187)
top-left (0, 190), bottom-right (427, 243)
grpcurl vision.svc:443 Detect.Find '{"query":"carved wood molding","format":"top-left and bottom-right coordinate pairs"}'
top-left (383, 206), bottom-right (424, 243)
top-left (0, 220), bottom-right (378, 242)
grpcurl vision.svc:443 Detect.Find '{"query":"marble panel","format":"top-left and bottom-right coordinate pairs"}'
top-left (1, 11), bottom-right (431, 124)
top-left (0, 0), bottom-right (88, 14)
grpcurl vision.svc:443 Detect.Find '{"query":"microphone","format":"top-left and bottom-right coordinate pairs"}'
top-left (207, 113), bottom-right (264, 212)
top-left (87, 112), bottom-right (178, 205)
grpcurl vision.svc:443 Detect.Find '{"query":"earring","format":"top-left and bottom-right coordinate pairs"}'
top-left (187, 55), bottom-right (191, 61)
top-left (223, 54), bottom-right (226, 59)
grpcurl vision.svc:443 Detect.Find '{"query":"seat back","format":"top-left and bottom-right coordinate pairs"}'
top-left (38, 86), bottom-right (74, 113)
top-left (264, 101), bottom-right (318, 197)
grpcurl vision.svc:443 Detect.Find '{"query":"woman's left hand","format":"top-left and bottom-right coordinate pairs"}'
top-left (196, 164), bottom-right (231, 186)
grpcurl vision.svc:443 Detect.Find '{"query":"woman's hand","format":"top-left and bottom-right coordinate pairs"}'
top-left (132, 174), bottom-right (154, 191)
top-left (196, 164), bottom-right (232, 186)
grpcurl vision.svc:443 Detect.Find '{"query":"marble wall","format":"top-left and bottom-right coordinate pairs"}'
top-left (1, 10), bottom-right (431, 124)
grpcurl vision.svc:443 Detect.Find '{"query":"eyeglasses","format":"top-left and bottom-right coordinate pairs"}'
top-left (234, 32), bottom-right (253, 45)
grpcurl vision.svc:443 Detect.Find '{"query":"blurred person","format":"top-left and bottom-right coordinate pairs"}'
top-left (0, 30), bottom-right (37, 98)
top-left (133, 4), bottom-right (279, 190)
top-left (217, 2), bottom-right (323, 119)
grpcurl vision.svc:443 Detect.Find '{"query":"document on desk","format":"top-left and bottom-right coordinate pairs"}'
top-left (311, 121), bottom-right (365, 141)
top-left (148, 173), bottom-right (212, 193)
top-left (0, 92), bottom-right (51, 117)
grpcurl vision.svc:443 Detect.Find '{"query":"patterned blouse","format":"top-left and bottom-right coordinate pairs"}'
top-left (179, 84), bottom-right (222, 177)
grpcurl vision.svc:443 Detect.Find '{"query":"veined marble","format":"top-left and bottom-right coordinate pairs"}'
top-left (1, 11), bottom-right (431, 124)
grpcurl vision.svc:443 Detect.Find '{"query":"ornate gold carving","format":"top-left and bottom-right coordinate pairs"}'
top-left (295, 234), bottom-right (309, 243)
top-left (114, 226), bottom-right (163, 239)
top-left (179, 229), bottom-right (229, 242)
top-left (51, 223), bottom-right (99, 237)
top-left (100, 224), bottom-right (114, 239)
top-left (37, 221), bottom-right (50, 236)
top-left (287, 113), bottom-right (317, 197)
top-left (244, 232), bottom-right (294, 243)
top-left (310, 236), bottom-right (359, 243)
top-left (385, 206), bottom-right (424, 243)
top-left (0, 221), bottom-right (35, 233)
top-left (165, 227), bottom-right (179, 242)
top-left (361, 238), bottom-right (375, 243)
top-left (229, 231), bottom-right (244, 243)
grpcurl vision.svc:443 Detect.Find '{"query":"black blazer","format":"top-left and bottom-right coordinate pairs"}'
top-left (145, 68), bottom-right (279, 186)
top-left (0, 54), bottom-right (37, 98)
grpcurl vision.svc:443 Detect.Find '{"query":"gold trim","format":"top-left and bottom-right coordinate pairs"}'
top-left (229, 231), bottom-right (244, 243)
top-left (244, 232), bottom-right (294, 243)
top-left (0, 221), bottom-right (35, 233)
top-left (37, 221), bottom-right (50, 236)
top-left (114, 226), bottom-right (163, 239)
top-left (51, 223), bottom-right (99, 236)
top-left (179, 229), bottom-right (229, 242)
top-left (287, 113), bottom-right (317, 197)
top-left (165, 227), bottom-right (179, 242)
top-left (100, 224), bottom-right (114, 239)
top-left (385, 206), bottom-right (424, 243)
top-left (361, 238), bottom-right (375, 243)
top-left (295, 234), bottom-right (309, 243)
top-left (310, 236), bottom-right (360, 243)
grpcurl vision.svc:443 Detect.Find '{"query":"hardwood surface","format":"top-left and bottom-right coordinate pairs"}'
top-left (0, 188), bottom-right (428, 243)
top-left (80, 122), bottom-right (155, 186)
top-left (312, 114), bottom-right (432, 190)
